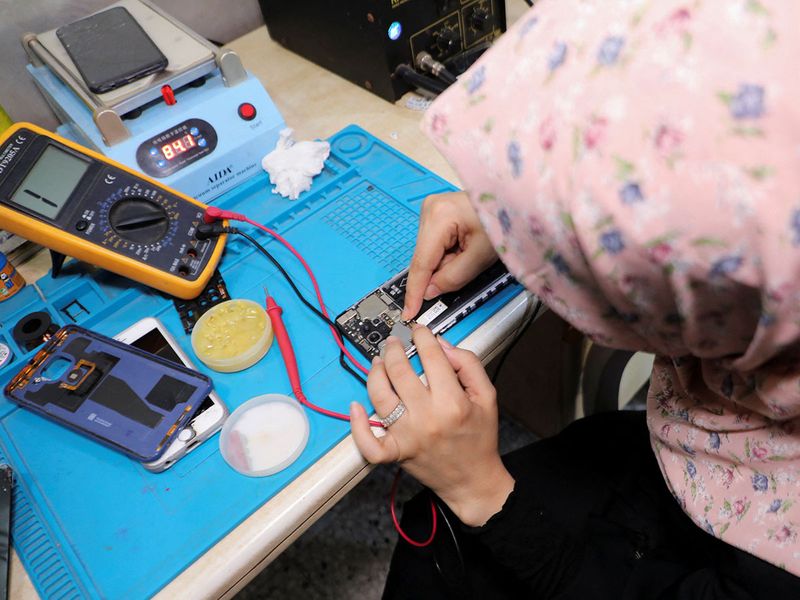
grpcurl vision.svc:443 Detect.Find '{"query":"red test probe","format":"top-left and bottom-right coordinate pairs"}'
top-left (264, 289), bottom-right (437, 547)
top-left (264, 289), bottom-right (382, 428)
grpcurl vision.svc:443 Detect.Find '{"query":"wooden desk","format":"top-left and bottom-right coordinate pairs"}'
top-left (12, 3), bottom-right (533, 597)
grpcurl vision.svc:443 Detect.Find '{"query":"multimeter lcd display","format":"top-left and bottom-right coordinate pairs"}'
top-left (10, 145), bottom-right (89, 220)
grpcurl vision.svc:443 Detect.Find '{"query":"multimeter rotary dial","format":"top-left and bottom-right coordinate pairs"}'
top-left (109, 198), bottom-right (169, 244)
top-left (98, 185), bottom-right (180, 253)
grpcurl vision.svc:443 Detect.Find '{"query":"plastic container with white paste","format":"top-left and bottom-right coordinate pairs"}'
top-left (219, 394), bottom-right (310, 477)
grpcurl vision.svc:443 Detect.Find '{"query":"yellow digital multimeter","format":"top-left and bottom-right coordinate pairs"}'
top-left (0, 123), bottom-right (226, 299)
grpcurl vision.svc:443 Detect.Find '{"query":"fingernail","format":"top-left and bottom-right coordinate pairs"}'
top-left (350, 401), bottom-right (359, 414)
top-left (372, 355), bottom-right (383, 365)
top-left (385, 335), bottom-right (399, 345)
top-left (423, 283), bottom-right (440, 300)
top-left (437, 335), bottom-right (454, 349)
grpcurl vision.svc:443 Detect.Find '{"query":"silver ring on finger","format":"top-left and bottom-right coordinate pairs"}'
top-left (379, 401), bottom-right (407, 428)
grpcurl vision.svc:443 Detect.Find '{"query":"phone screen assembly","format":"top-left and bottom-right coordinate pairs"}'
top-left (336, 261), bottom-right (514, 360)
top-left (115, 318), bottom-right (228, 472)
top-left (56, 7), bottom-right (168, 94)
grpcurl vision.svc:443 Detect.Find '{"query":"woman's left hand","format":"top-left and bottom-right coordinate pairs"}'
top-left (350, 326), bottom-right (515, 527)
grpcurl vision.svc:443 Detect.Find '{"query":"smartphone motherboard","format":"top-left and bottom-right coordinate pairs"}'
top-left (336, 261), bottom-right (513, 359)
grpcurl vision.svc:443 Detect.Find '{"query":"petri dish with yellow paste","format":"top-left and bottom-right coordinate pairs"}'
top-left (191, 299), bottom-right (273, 372)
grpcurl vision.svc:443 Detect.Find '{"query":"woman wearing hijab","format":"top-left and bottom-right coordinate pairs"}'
top-left (348, 0), bottom-right (800, 597)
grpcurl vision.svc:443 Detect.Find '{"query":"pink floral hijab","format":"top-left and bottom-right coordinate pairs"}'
top-left (423, 0), bottom-right (800, 574)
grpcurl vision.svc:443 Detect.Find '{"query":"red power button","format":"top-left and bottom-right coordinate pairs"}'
top-left (238, 103), bottom-right (257, 121)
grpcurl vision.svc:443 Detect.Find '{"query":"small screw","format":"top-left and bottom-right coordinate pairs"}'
top-left (364, 80), bottom-right (373, 90)
top-left (367, 12), bottom-right (375, 23)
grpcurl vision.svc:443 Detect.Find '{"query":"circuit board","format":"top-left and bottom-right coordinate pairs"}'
top-left (335, 272), bottom-right (412, 359)
top-left (336, 261), bottom-right (514, 359)
top-left (172, 270), bottom-right (230, 334)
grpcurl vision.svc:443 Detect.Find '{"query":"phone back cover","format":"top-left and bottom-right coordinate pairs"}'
top-left (4, 325), bottom-right (211, 461)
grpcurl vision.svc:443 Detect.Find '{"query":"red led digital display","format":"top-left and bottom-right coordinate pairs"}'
top-left (161, 134), bottom-right (197, 160)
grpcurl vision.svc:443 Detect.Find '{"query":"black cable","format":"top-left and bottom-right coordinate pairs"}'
top-left (524, 0), bottom-right (534, 6)
top-left (435, 70), bottom-right (457, 85)
top-left (231, 228), bottom-right (367, 386)
top-left (415, 52), bottom-right (458, 86)
top-left (432, 498), bottom-right (466, 586)
top-left (394, 64), bottom-right (447, 95)
top-left (491, 299), bottom-right (543, 385)
top-left (442, 41), bottom-right (492, 76)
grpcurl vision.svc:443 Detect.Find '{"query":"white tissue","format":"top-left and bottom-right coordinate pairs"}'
top-left (261, 128), bottom-right (330, 200)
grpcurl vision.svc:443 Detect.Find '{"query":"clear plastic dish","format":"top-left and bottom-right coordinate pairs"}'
top-left (219, 394), bottom-right (310, 477)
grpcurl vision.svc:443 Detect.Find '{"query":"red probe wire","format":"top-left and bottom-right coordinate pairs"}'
top-left (205, 206), bottom-right (369, 375)
top-left (390, 470), bottom-right (438, 548)
top-left (264, 291), bottom-right (382, 428)
top-left (205, 206), bottom-right (437, 547)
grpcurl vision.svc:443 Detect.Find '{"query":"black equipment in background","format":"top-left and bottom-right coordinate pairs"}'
top-left (259, 0), bottom-right (506, 101)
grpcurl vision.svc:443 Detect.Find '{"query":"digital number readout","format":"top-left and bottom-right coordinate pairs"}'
top-left (161, 134), bottom-right (197, 160)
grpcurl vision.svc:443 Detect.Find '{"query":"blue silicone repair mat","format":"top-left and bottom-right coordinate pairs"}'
top-left (0, 125), bottom-right (520, 599)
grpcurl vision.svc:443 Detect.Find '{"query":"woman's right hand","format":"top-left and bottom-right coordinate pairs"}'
top-left (402, 192), bottom-right (498, 320)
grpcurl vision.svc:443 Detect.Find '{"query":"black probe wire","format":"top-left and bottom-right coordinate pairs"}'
top-left (435, 70), bottom-right (457, 86)
top-left (231, 228), bottom-right (367, 386)
top-left (208, 224), bottom-right (540, 388)
top-left (432, 498), bottom-right (466, 584)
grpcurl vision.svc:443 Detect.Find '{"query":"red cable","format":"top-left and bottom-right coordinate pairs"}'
top-left (391, 469), bottom-right (438, 547)
top-left (206, 206), bottom-right (436, 546)
top-left (205, 207), bottom-right (369, 375)
top-left (265, 293), bottom-right (382, 428)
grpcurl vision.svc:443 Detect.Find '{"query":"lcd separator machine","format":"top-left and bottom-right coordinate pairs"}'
top-left (23, 0), bottom-right (285, 203)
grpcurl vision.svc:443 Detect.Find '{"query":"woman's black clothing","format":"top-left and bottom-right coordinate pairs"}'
top-left (383, 411), bottom-right (800, 599)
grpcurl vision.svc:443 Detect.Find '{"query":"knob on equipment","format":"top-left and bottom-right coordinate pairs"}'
top-left (109, 198), bottom-right (170, 244)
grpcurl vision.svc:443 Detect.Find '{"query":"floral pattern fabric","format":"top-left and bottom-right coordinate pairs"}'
top-left (422, 0), bottom-right (800, 575)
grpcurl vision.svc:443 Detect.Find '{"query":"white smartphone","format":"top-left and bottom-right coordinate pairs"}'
top-left (115, 317), bottom-right (228, 472)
